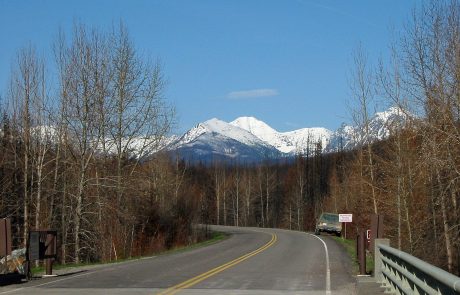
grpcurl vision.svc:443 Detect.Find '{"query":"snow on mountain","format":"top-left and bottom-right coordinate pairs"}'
top-left (325, 106), bottom-right (410, 152)
top-left (17, 107), bottom-right (409, 164)
top-left (124, 135), bottom-right (179, 157)
top-left (230, 116), bottom-right (332, 154)
top-left (282, 127), bottom-right (332, 154)
top-left (173, 118), bottom-right (275, 148)
top-left (93, 134), bottom-right (178, 159)
top-left (369, 107), bottom-right (410, 139)
top-left (325, 123), bottom-right (356, 152)
top-left (166, 106), bottom-right (410, 163)
top-left (230, 117), bottom-right (279, 143)
top-left (168, 118), bottom-right (281, 163)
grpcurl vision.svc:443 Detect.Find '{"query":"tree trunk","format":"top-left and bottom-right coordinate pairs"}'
top-left (74, 169), bottom-right (85, 264)
top-left (437, 170), bottom-right (453, 272)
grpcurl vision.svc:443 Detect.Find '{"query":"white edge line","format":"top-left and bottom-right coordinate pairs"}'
top-left (307, 233), bottom-right (331, 295)
top-left (0, 270), bottom-right (95, 294)
top-left (1, 227), bottom-right (269, 294)
top-left (0, 255), bottom-right (159, 294)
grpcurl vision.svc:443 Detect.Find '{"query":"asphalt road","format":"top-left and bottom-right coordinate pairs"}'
top-left (0, 226), bottom-right (357, 294)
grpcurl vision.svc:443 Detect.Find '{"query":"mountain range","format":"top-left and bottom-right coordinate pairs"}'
top-left (162, 107), bottom-right (409, 163)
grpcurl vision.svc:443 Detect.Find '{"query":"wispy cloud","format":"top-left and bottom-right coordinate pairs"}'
top-left (227, 88), bottom-right (279, 100)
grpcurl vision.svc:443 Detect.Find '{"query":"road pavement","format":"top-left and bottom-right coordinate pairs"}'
top-left (0, 226), bottom-right (357, 294)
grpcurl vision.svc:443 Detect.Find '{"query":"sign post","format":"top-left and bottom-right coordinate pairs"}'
top-left (27, 230), bottom-right (57, 277)
top-left (370, 214), bottom-right (384, 255)
top-left (339, 214), bottom-right (353, 239)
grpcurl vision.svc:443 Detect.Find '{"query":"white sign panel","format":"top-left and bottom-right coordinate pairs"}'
top-left (339, 214), bottom-right (353, 223)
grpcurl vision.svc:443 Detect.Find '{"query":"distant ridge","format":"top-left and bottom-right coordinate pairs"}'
top-left (162, 107), bottom-right (409, 163)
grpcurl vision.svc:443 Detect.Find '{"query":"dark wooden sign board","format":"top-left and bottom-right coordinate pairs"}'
top-left (28, 232), bottom-right (40, 261)
top-left (28, 230), bottom-right (57, 261)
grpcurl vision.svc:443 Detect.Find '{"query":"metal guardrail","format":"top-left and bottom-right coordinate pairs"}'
top-left (375, 241), bottom-right (460, 294)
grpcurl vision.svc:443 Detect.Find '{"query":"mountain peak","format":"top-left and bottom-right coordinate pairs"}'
top-left (168, 117), bottom-right (280, 163)
top-left (230, 116), bottom-right (278, 136)
top-left (201, 118), bottom-right (228, 131)
top-left (203, 117), bottom-right (223, 125)
top-left (231, 117), bottom-right (333, 154)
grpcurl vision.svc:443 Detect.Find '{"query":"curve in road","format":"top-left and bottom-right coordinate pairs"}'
top-left (0, 226), bottom-right (356, 294)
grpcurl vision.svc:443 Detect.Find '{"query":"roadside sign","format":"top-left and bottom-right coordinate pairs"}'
top-left (366, 229), bottom-right (371, 240)
top-left (339, 214), bottom-right (352, 239)
top-left (339, 214), bottom-right (353, 223)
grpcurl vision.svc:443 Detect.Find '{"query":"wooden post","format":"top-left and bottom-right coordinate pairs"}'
top-left (44, 231), bottom-right (57, 277)
top-left (358, 230), bottom-right (366, 275)
top-left (0, 219), bottom-right (12, 257)
top-left (370, 214), bottom-right (384, 255)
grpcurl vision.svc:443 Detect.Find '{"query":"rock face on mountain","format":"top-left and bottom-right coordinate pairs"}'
top-left (165, 107), bottom-right (409, 163)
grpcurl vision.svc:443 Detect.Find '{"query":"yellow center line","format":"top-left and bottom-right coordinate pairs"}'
top-left (157, 232), bottom-right (277, 295)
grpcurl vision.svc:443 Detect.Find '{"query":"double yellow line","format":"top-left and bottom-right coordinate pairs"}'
top-left (157, 232), bottom-right (277, 295)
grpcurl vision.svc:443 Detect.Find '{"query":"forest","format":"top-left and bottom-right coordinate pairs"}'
top-left (1, 0), bottom-right (459, 276)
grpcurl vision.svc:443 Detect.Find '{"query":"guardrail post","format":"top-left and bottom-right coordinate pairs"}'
top-left (374, 238), bottom-right (390, 284)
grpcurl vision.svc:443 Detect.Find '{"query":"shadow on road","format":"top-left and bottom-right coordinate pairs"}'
top-left (0, 273), bottom-right (25, 286)
top-left (0, 270), bottom-right (88, 287)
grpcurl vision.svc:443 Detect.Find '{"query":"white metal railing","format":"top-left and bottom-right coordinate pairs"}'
top-left (375, 240), bottom-right (460, 294)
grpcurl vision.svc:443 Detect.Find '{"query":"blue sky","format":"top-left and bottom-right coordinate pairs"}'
top-left (0, 0), bottom-right (421, 134)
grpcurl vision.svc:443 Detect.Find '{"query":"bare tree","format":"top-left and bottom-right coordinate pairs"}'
top-left (349, 45), bottom-right (379, 214)
top-left (108, 22), bottom-right (173, 206)
top-left (56, 24), bottom-right (109, 263)
top-left (401, 0), bottom-right (460, 273)
top-left (8, 46), bottom-right (48, 245)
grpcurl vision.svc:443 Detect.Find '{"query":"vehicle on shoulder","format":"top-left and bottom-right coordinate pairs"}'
top-left (315, 213), bottom-right (342, 236)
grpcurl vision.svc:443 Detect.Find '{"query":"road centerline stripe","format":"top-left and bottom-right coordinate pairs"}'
top-left (157, 232), bottom-right (277, 295)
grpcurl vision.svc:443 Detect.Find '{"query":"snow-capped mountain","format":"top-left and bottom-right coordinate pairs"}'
top-left (325, 107), bottom-right (411, 152)
top-left (166, 106), bottom-right (410, 163)
top-left (174, 118), bottom-right (273, 148)
top-left (19, 107), bottom-right (408, 163)
top-left (168, 118), bottom-right (281, 163)
top-left (230, 117), bottom-right (331, 154)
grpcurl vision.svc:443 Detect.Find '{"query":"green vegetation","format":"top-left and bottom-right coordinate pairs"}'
top-left (333, 237), bottom-right (374, 275)
top-left (158, 231), bottom-right (229, 256)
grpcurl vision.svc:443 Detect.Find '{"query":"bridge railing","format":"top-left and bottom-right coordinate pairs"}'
top-left (374, 239), bottom-right (460, 294)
